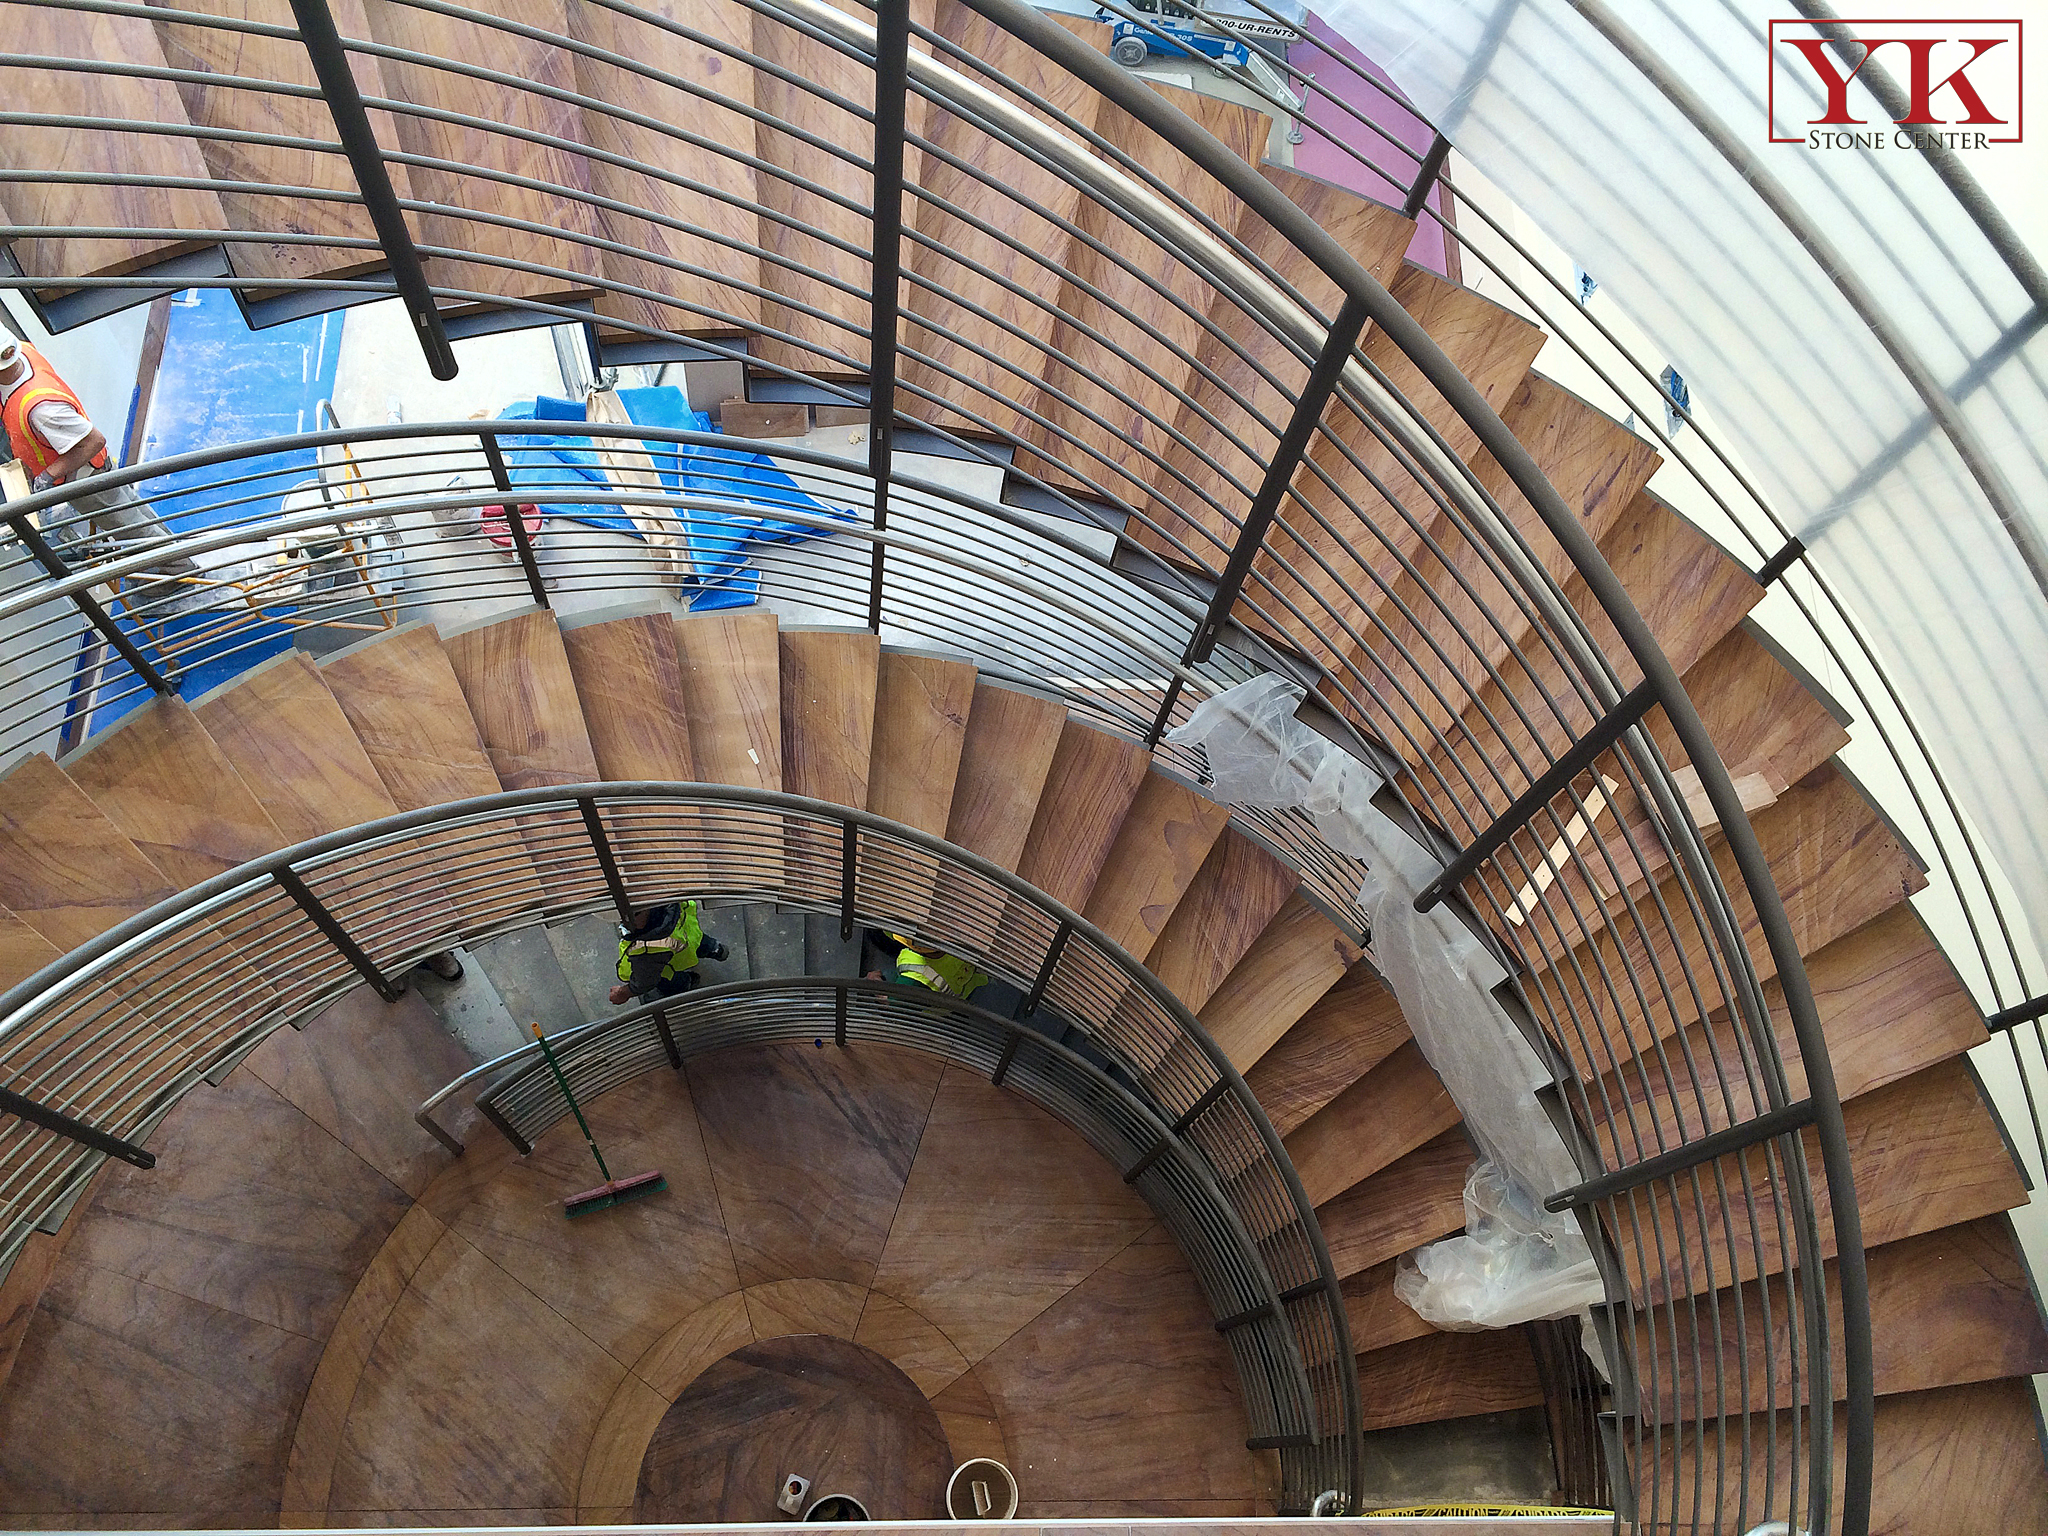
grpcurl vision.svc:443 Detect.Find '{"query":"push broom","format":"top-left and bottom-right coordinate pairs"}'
top-left (530, 1023), bottom-right (667, 1217)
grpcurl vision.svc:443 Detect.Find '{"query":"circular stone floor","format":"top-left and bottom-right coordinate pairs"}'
top-left (635, 1334), bottom-right (952, 1522)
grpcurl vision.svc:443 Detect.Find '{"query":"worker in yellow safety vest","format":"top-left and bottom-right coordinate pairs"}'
top-left (869, 931), bottom-right (990, 1000)
top-left (609, 901), bottom-right (730, 1004)
top-left (0, 338), bottom-right (195, 581)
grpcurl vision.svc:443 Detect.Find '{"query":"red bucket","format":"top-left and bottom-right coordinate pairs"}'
top-left (480, 502), bottom-right (544, 550)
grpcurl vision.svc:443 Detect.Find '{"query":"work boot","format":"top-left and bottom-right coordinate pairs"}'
top-left (417, 950), bottom-right (464, 982)
top-left (701, 937), bottom-right (729, 963)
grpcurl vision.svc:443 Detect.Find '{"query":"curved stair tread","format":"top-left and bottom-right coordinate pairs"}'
top-left (0, 752), bottom-right (177, 953)
top-left (441, 609), bottom-right (601, 793)
top-left (569, 0), bottom-right (765, 341)
top-left (4, 0), bottom-right (225, 282)
top-left (1353, 1326), bottom-right (1543, 1432)
top-left (674, 610), bottom-right (781, 793)
top-left (900, 4), bottom-right (1118, 441)
top-left (1242, 964), bottom-right (1409, 1138)
top-left (1141, 826), bottom-right (1298, 1015)
top-left (1341, 1257), bottom-right (1437, 1357)
top-left (354, 0), bottom-right (603, 304)
top-left (1654, 1375), bottom-right (2048, 1533)
top-left (1415, 485), bottom-right (1766, 813)
top-left (1369, 374), bottom-right (1664, 751)
top-left (778, 628), bottom-right (880, 808)
top-left (191, 651), bottom-right (402, 843)
top-left (1284, 1039), bottom-right (1459, 1210)
top-left (1014, 718), bottom-right (1151, 912)
top-left (867, 650), bottom-right (977, 837)
top-left (1635, 1215), bottom-right (2048, 1422)
top-left (1246, 261), bottom-right (1545, 669)
top-left (58, 696), bottom-right (283, 890)
top-left (1198, 892), bottom-right (1365, 1072)
top-left (559, 609), bottom-right (698, 783)
top-left (0, 906), bottom-right (63, 996)
top-left (149, 0), bottom-right (402, 285)
top-left (1316, 1125), bottom-right (1474, 1281)
top-left (1017, 81), bottom-right (1265, 504)
top-left (1143, 165), bottom-right (1416, 570)
top-left (317, 622), bottom-right (545, 916)
top-left (1618, 1055), bottom-right (2026, 1307)
top-left (943, 680), bottom-right (1069, 873)
top-left (1081, 769), bottom-right (1232, 959)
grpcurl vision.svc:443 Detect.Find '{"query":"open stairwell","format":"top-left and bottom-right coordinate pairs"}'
top-left (0, 575), bottom-right (2040, 1525)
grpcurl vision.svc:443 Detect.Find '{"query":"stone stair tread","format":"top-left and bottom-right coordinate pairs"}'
top-left (0, 752), bottom-right (178, 954)
top-left (1079, 770), bottom-right (1233, 961)
top-left (867, 651), bottom-right (977, 838)
top-left (779, 629), bottom-right (881, 809)
top-left (58, 696), bottom-right (283, 890)
top-left (1285, 1040), bottom-right (1459, 1209)
top-left (692, 900), bottom-right (752, 986)
top-left (1014, 719), bottom-right (1152, 914)
top-left (409, 944), bottom-right (524, 1065)
top-left (441, 609), bottom-right (601, 792)
top-left (742, 904), bottom-right (808, 982)
top-left (1243, 965), bottom-right (1409, 1138)
top-left (1317, 1126), bottom-right (1473, 1281)
top-left (803, 912), bottom-right (863, 980)
top-left (546, 912), bottom-right (628, 1023)
top-left (1354, 1327), bottom-right (1544, 1432)
top-left (192, 651), bottom-right (401, 844)
top-left (1199, 892), bottom-right (1365, 1072)
top-left (674, 610), bottom-right (782, 793)
top-left (469, 925), bottom-right (588, 1037)
top-left (943, 681), bottom-right (1070, 873)
top-left (1141, 828), bottom-right (1298, 1015)
top-left (559, 610), bottom-right (698, 782)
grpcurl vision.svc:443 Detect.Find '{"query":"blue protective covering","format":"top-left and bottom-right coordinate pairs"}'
top-left (493, 390), bottom-right (853, 608)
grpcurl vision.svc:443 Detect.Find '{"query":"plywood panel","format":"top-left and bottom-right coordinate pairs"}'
top-left (0, 752), bottom-right (175, 954)
top-left (1143, 830), bottom-right (1297, 1013)
top-left (901, 6), bottom-right (1113, 438)
top-left (867, 652), bottom-right (976, 836)
top-left (1284, 1041), bottom-right (1458, 1208)
top-left (1014, 720), bottom-right (1151, 913)
top-left (1317, 1126), bottom-right (1474, 1280)
top-left (779, 629), bottom-right (880, 808)
top-left (442, 611), bottom-right (600, 791)
top-left (0, 3), bottom-right (225, 280)
top-left (151, 0), bottom-right (409, 283)
top-left (568, 0), bottom-right (762, 337)
top-left (1201, 893), bottom-right (1364, 1071)
top-left (1080, 772), bottom-right (1231, 959)
top-left (1020, 84), bottom-right (1265, 504)
top-left (1638, 1217), bottom-right (2048, 1421)
top-left (1242, 964), bottom-right (1408, 1137)
top-left (559, 612), bottom-right (696, 783)
top-left (1143, 169), bottom-right (1416, 571)
top-left (193, 652), bottom-right (400, 843)
top-left (943, 683), bottom-right (1068, 872)
top-left (1244, 263), bottom-right (1544, 684)
top-left (1355, 1328), bottom-right (1543, 1431)
top-left (674, 609), bottom-right (781, 792)
top-left (357, 0), bottom-right (601, 301)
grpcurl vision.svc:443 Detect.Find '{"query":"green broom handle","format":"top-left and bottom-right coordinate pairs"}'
top-left (531, 1023), bottom-right (614, 1184)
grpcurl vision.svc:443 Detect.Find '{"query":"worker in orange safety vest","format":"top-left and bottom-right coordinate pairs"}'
top-left (0, 338), bottom-right (195, 583)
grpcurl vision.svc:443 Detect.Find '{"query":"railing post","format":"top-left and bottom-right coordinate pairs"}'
top-left (479, 434), bottom-right (551, 609)
top-left (575, 796), bottom-right (636, 925)
top-left (839, 820), bottom-right (859, 942)
top-left (288, 0), bottom-right (457, 381)
top-left (1401, 132), bottom-right (1454, 220)
top-left (865, 0), bottom-right (913, 635)
top-left (1184, 296), bottom-right (1371, 665)
top-left (0, 1084), bottom-right (156, 1169)
top-left (272, 865), bottom-right (401, 1002)
top-left (4, 509), bottom-right (176, 698)
top-left (1019, 921), bottom-right (1071, 1020)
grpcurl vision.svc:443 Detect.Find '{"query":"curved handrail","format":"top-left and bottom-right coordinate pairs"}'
top-left (0, 779), bottom-right (1362, 1508)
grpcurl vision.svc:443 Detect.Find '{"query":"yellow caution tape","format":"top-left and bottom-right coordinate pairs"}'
top-left (1358, 1506), bottom-right (1613, 1518)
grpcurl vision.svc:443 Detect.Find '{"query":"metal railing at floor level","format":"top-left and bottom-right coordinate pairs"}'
top-left (0, 782), bottom-right (1360, 1512)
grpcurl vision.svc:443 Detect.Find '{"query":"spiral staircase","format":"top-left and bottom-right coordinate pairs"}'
top-left (0, 0), bottom-right (2044, 1531)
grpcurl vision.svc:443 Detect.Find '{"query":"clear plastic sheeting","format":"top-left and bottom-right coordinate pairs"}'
top-left (1168, 677), bottom-right (1603, 1327)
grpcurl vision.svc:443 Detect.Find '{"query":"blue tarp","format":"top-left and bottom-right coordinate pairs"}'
top-left (499, 386), bottom-right (854, 611)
